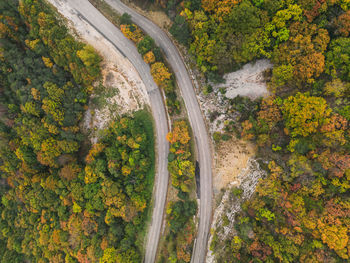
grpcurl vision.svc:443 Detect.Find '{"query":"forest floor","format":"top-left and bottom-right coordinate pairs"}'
top-left (48, 0), bottom-right (149, 137)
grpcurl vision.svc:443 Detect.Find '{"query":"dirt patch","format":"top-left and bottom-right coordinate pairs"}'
top-left (147, 10), bottom-right (172, 29)
top-left (85, 62), bottom-right (146, 140)
top-left (123, 0), bottom-right (173, 30)
top-left (101, 63), bottom-right (144, 114)
top-left (213, 138), bottom-right (256, 196)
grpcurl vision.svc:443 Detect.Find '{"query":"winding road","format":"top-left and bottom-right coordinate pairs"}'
top-left (104, 1), bottom-right (213, 262)
top-left (49, 0), bottom-right (170, 262)
top-left (51, 0), bottom-right (213, 262)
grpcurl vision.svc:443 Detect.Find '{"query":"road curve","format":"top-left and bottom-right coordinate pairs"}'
top-left (50, 1), bottom-right (170, 262)
top-left (104, 1), bottom-right (213, 262)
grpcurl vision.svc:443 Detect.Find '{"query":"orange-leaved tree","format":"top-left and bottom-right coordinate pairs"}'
top-left (143, 50), bottom-right (155, 64)
top-left (166, 120), bottom-right (191, 145)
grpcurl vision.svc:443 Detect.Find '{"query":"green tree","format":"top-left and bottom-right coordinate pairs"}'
top-left (325, 37), bottom-right (350, 81)
top-left (76, 45), bottom-right (101, 79)
top-left (170, 15), bottom-right (190, 45)
top-left (120, 13), bottom-right (132, 25)
top-left (137, 36), bottom-right (155, 55)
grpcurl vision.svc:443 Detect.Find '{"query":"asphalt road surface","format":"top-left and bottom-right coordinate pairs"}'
top-left (104, 1), bottom-right (213, 262)
top-left (51, 1), bottom-right (170, 262)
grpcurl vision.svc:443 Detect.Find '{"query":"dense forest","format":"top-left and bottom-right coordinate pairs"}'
top-left (150, 0), bottom-right (350, 262)
top-left (0, 0), bottom-right (154, 262)
top-left (1, 0), bottom-right (350, 262)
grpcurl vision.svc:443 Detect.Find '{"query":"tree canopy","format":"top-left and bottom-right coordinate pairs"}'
top-left (0, 1), bottom-right (154, 262)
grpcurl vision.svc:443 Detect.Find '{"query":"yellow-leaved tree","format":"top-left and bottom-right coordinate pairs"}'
top-left (150, 62), bottom-right (172, 89)
top-left (282, 92), bottom-right (331, 137)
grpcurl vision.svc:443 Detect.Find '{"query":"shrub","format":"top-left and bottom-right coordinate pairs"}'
top-left (120, 13), bottom-right (132, 25)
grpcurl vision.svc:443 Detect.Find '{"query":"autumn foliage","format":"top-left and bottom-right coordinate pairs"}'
top-left (0, 1), bottom-right (153, 262)
top-left (120, 23), bottom-right (143, 43)
top-left (166, 120), bottom-right (191, 145)
top-left (120, 20), bottom-right (180, 115)
top-left (282, 92), bottom-right (331, 137)
top-left (215, 89), bottom-right (350, 262)
top-left (163, 122), bottom-right (197, 262)
top-left (150, 62), bottom-right (172, 89)
top-left (166, 121), bottom-right (194, 192)
top-left (143, 50), bottom-right (155, 64)
top-left (156, 0), bottom-right (350, 262)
